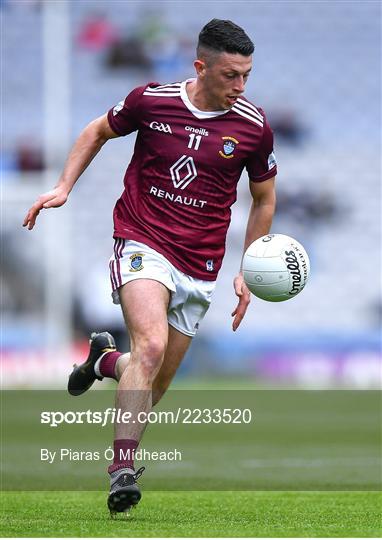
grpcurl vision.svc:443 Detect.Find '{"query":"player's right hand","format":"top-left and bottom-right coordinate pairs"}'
top-left (231, 272), bottom-right (251, 332)
top-left (23, 186), bottom-right (69, 230)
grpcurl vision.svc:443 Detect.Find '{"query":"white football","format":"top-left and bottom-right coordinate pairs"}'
top-left (242, 234), bottom-right (310, 302)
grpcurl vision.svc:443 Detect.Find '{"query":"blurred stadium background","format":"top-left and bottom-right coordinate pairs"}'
top-left (2, 0), bottom-right (381, 389)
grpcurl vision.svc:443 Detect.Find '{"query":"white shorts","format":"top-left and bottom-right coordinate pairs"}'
top-left (109, 239), bottom-right (216, 337)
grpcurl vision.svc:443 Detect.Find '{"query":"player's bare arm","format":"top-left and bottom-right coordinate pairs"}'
top-left (23, 114), bottom-right (119, 230)
top-left (244, 176), bottom-right (276, 251)
top-left (231, 176), bottom-right (276, 331)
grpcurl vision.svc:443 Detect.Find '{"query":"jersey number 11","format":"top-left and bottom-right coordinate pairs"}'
top-left (187, 134), bottom-right (202, 150)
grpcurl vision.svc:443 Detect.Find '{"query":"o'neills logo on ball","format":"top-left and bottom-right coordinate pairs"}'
top-left (284, 249), bottom-right (307, 295)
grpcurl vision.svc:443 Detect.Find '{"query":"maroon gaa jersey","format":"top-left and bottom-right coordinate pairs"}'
top-left (107, 79), bottom-right (277, 281)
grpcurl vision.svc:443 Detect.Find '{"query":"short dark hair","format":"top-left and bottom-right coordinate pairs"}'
top-left (197, 19), bottom-right (254, 59)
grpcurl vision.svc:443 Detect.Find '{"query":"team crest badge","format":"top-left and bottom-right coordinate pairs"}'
top-left (219, 136), bottom-right (239, 159)
top-left (129, 253), bottom-right (144, 272)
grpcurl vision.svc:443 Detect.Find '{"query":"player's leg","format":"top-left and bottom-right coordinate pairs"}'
top-left (116, 265), bottom-right (214, 407)
top-left (153, 325), bottom-right (192, 405)
top-left (68, 239), bottom-right (174, 396)
top-left (115, 278), bottom-right (170, 434)
top-left (149, 267), bottom-right (215, 407)
top-left (115, 324), bottom-right (191, 405)
top-left (108, 276), bottom-right (209, 511)
top-left (107, 278), bottom-right (170, 514)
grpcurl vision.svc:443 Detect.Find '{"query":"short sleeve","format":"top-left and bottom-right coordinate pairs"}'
top-left (246, 112), bottom-right (277, 182)
top-left (107, 85), bottom-right (147, 136)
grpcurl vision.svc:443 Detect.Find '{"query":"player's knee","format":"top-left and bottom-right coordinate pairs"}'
top-left (135, 338), bottom-right (167, 378)
top-left (141, 338), bottom-right (167, 362)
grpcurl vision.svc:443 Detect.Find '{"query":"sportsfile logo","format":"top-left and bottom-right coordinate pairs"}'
top-left (149, 121), bottom-right (172, 134)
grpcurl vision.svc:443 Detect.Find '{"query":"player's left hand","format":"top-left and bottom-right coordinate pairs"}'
top-left (231, 273), bottom-right (251, 331)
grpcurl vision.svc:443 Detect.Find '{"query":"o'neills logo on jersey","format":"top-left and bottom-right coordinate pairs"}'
top-left (219, 136), bottom-right (239, 159)
top-left (149, 121), bottom-right (172, 134)
top-left (185, 126), bottom-right (209, 136)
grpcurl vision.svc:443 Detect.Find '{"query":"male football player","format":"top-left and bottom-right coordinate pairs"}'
top-left (24, 19), bottom-right (277, 514)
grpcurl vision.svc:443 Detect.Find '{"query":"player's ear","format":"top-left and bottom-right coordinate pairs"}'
top-left (194, 59), bottom-right (206, 78)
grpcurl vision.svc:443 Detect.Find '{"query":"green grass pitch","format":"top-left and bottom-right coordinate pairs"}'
top-left (2, 386), bottom-right (381, 536)
top-left (1, 490), bottom-right (381, 537)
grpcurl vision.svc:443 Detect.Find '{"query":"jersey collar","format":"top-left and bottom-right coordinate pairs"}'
top-left (180, 78), bottom-right (229, 120)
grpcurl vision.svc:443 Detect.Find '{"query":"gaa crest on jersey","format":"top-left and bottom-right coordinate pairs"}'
top-left (129, 253), bottom-right (144, 272)
top-left (219, 136), bottom-right (239, 159)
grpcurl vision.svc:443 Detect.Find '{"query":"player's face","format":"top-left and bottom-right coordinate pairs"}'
top-left (199, 52), bottom-right (253, 110)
